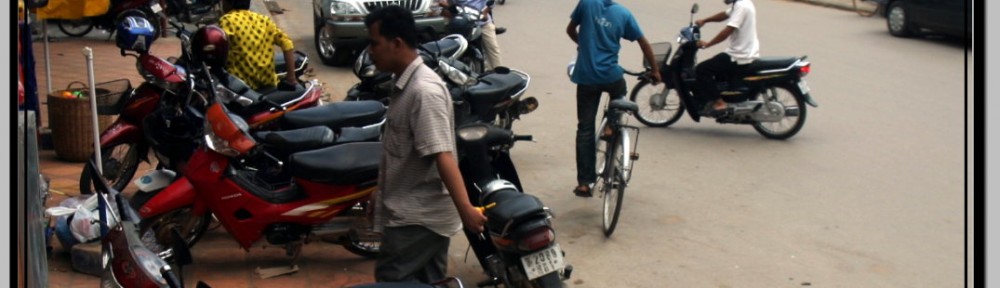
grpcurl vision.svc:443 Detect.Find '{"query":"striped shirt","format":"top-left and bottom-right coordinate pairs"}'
top-left (373, 57), bottom-right (461, 237)
top-left (219, 10), bottom-right (294, 90)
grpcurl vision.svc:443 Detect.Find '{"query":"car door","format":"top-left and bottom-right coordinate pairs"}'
top-left (905, 0), bottom-right (936, 28)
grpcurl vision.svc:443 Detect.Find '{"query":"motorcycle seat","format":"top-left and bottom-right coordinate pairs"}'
top-left (255, 126), bottom-right (336, 153)
top-left (744, 57), bottom-right (800, 74)
top-left (609, 99), bottom-right (638, 113)
top-left (288, 142), bottom-right (382, 185)
top-left (464, 72), bottom-right (526, 105)
top-left (335, 126), bottom-right (382, 144)
top-left (420, 36), bottom-right (464, 59)
top-left (483, 189), bottom-right (546, 232)
top-left (281, 101), bottom-right (386, 130)
top-left (274, 50), bottom-right (307, 77)
top-left (223, 74), bottom-right (306, 108)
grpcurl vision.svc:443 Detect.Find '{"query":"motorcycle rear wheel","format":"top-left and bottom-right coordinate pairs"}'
top-left (58, 19), bottom-right (94, 37)
top-left (751, 84), bottom-right (807, 140)
top-left (78, 142), bottom-right (142, 195)
top-left (629, 80), bottom-right (685, 127)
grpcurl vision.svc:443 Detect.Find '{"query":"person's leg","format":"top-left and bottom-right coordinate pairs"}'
top-left (597, 79), bottom-right (629, 137)
top-left (481, 23), bottom-right (503, 71)
top-left (575, 84), bottom-right (602, 195)
top-left (695, 53), bottom-right (733, 111)
top-left (375, 225), bottom-right (450, 283)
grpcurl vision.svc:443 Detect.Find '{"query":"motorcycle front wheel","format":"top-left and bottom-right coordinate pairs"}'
top-left (752, 84), bottom-right (808, 140)
top-left (629, 80), bottom-right (685, 127)
top-left (135, 204), bottom-right (212, 260)
top-left (78, 142), bottom-right (143, 195)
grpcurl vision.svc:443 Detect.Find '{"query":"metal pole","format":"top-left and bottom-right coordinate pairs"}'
top-left (83, 47), bottom-right (102, 175)
top-left (43, 19), bottom-right (52, 93)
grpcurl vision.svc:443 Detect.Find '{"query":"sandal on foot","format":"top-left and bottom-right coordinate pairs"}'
top-left (573, 186), bottom-right (593, 198)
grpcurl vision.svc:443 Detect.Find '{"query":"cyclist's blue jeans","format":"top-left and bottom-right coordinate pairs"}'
top-left (575, 78), bottom-right (627, 186)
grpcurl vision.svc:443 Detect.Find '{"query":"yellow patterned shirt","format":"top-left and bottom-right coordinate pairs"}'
top-left (219, 10), bottom-right (294, 90)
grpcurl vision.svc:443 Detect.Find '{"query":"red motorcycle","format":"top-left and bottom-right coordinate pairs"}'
top-left (79, 14), bottom-right (319, 195)
top-left (132, 98), bottom-right (384, 259)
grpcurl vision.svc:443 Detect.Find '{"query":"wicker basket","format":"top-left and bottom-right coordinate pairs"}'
top-left (47, 82), bottom-right (119, 162)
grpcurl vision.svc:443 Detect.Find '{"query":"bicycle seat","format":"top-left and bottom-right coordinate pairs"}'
top-left (609, 99), bottom-right (638, 113)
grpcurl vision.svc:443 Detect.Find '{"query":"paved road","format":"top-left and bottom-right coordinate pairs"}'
top-left (278, 0), bottom-right (971, 286)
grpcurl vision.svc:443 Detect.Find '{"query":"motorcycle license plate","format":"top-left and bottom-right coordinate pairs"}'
top-left (797, 80), bottom-right (811, 95)
top-left (520, 244), bottom-right (566, 280)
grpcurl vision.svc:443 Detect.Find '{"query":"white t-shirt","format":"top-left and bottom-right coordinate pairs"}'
top-left (725, 0), bottom-right (759, 64)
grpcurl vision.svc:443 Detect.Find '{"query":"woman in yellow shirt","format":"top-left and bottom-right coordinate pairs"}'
top-left (219, 0), bottom-right (297, 90)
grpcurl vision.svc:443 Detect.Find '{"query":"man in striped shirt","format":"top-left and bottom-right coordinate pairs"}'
top-left (366, 5), bottom-right (488, 284)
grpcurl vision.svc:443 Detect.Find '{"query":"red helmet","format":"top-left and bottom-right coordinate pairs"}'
top-left (192, 25), bottom-right (229, 67)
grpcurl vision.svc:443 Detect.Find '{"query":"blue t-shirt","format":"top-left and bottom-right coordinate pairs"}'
top-left (570, 0), bottom-right (643, 85)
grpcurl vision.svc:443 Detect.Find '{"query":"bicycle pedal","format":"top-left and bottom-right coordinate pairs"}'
top-left (630, 153), bottom-right (639, 161)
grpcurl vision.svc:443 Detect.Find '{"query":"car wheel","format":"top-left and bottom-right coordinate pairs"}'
top-left (886, 1), bottom-right (915, 37)
top-left (314, 25), bottom-right (354, 66)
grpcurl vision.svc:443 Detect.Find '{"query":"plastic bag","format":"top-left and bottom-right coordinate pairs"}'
top-left (46, 194), bottom-right (118, 246)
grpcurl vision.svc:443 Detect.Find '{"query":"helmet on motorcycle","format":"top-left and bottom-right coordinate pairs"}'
top-left (192, 25), bottom-right (230, 68)
top-left (115, 15), bottom-right (157, 53)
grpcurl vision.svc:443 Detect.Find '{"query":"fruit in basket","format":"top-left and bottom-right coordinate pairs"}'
top-left (61, 91), bottom-right (73, 98)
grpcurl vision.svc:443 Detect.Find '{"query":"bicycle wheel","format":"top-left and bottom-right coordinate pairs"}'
top-left (58, 19), bottom-right (94, 37)
top-left (602, 135), bottom-right (625, 237)
top-left (853, 0), bottom-right (880, 17)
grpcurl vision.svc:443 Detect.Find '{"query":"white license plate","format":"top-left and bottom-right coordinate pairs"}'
top-left (520, 244), bottom-right (566, 280)
top-left (150, 3), bottom-right (163, 14)
top-left (797, 80), bottom-right (811, 95)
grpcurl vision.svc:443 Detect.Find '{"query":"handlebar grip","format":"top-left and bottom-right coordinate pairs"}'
top-left (513, 135), bottom-right (533, 142)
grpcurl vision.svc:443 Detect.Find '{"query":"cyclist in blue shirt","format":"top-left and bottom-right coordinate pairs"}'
top-left (567, 0), bottom-right (660, 197)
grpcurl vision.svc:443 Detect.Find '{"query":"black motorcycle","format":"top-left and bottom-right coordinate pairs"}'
top-left (630, 3), bottom-right (818, 140)
top-left (455, 123), bottom-right (571, 288)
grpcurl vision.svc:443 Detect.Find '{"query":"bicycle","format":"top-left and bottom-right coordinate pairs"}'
top-left (593, 71), bottom-right (644, 237)
top-left (853, 0), bottom-right (886, 17)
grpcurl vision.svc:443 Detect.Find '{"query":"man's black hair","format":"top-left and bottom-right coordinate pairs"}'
top-left (364, 5), bottom-right (418, 48)
top-left (224, 0), bottom-right (252, 10)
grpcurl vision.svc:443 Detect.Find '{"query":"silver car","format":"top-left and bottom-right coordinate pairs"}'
top-left (313, 0), bottom-right (448, 66)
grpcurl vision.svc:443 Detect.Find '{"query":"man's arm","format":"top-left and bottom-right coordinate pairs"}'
top-left (436, 152), bottom-right (487, 233)
top-left (566, 21), bottom-right (579, 44)
top-left (698, 26), bottom-right (735, 49)
top-left (695, 11), bottom-right (729, 27)
top-left (637, 36), bottom-right (662, 84)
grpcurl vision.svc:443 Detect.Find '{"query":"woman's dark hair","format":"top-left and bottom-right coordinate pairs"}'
top-left (364, 5), bottom-right (418, 48)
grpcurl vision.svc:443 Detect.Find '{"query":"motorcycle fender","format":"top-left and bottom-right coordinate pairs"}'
top-left (137, 177), bottom-right (199, 219)
top-left (99, 120), bottom-right (143, 148)
top-left (802, 93), bottom-right (819, 108)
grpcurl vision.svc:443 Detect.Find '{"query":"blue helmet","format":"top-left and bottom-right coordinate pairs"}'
top-left (116, 16), bottom-right (157, 53)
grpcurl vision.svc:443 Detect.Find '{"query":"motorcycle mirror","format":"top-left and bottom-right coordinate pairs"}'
top-left (691, 3), bottom-right (699, 13)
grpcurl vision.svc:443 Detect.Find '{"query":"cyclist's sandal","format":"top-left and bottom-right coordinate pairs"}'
top-left (573, 186), bottom-right (594, 198)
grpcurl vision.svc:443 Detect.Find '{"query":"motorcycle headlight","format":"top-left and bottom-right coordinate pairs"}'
top-left (330, 1), bottom-right (362, 15)
top-left (204, 103), bottom-right (255, 157)
top-left (457, 124), bottom-right (488, 141)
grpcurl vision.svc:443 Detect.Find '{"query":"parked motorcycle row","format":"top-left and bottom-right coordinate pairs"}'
top-left (72, 2), bottom-right (817, 288)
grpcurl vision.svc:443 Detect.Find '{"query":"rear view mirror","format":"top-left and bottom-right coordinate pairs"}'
top-left (691, 3), bottom-right (699, 13)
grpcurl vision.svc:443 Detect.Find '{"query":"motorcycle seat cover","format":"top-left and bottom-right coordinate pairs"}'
top-left (465, 72), bottom-right (526, 104)
top-left (289, 142), bottom-right (382, 185)
top-left (744, 57), bottom-right (800, 74)
top-left (223, 74), bottom-right (306, 109)
top-left (335, 126), bottom-right (382, 144)
top-left (255, 126), bottom-right (335, 152)
top-left (483, 189), bottom-right (546, 231)
top-left (282, 101), bottom-right (386, 130)
top-left (610, 99), bottom-right (639, 113)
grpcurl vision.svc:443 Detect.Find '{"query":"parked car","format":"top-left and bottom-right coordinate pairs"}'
top-left (312, 0), bottom-right (448, 66)
top-left (884, 0), bottom-right (969, 40)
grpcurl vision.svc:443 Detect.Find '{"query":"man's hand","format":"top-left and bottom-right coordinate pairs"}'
top-left (695, 19), bottom-right (705, 27)
top-left (458, 204), bottom-right (488, 233)
top-left (696, 40), bottom-right (708, 49)
top-left (648, 69), bottom-right (662, 85)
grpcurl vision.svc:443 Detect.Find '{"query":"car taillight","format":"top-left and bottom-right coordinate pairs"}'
top-left (799, 63), bottom-right (811, 77)
top-left (517, 227), bottom-right (555, 252)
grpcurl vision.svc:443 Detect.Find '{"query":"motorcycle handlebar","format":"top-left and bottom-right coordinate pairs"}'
top-left (513, 134), bottom-right (533, 142)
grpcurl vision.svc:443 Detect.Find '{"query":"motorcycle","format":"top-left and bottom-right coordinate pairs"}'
top-left (79, 11), bottom-right (318, 195)
top-left (630, 3), bottom-right (818, 140)
top-left (442, 0), bottom-right (502, 74)
top-left (455, 123), bottom-right (571, 287)
top-left (129, 76), bottom-right (386, 260)
top-left (349, 38), bottom-right (538, 131)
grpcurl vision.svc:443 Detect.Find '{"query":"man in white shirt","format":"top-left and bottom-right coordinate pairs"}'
top-left (694, 0), bottom-right (759, 115)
